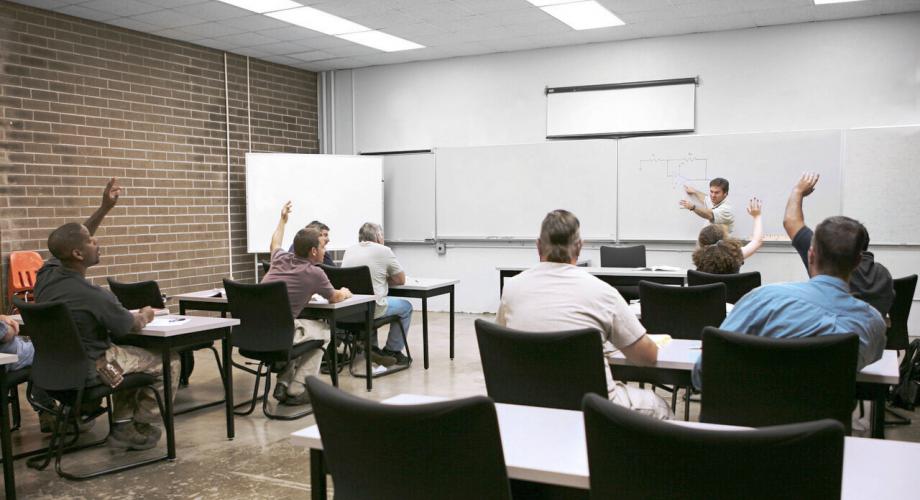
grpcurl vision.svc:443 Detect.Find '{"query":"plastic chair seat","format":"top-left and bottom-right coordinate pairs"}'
top-left (3, 367), bottom-right (31, 387)
top-left (239, 339), bottom-right (324, 366)
top-left (45, 373), bottom-right (157, 407)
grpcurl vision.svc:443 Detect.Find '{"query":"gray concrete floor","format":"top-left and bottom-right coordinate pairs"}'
top-left (6, 312), bottom-right (920, 498)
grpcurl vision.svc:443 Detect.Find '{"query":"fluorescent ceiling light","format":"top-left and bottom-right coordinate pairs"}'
top-left (337, 30), bottom-right (425, 52)
top-left (266, 6), bottom-right (369, 35)
top-left (526, 0), bottom-right (577, 5)
top-left (814, 0), bottom-right (866, 4)
top-left (540, 1), bottom-right (625, 30)
top-left (216, 0), bottom-right (302, 14)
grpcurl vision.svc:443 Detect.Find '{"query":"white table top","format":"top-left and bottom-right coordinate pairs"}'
top-left (0, 353), bottom-right (18, 366)
top-left (498, 265), bottom-right (687, 278)
top-left (139, 315), bottom-right (239, 337)
top-left (390, 278), bottom-right (460, 291)
top-left (291, 393), bottom-right (920, 497)
top-left (608, 338), bottom-right (900, 385)
top-left (173, 288), bottom-right (378, 310)
top-left (11, 312), bottom-right (239, 337)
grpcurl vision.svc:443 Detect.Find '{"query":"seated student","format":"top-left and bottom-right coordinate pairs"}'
top-left (497, 210), bottom-right (672, 420)
top-left (34, 178), bottom-right (179, 450)
top-left (341, 223), bottom-right (412, 366)
top-left (692, 215), bottom-right (887, 389)
top-left (263, 202), bottom-right (352, 405)
top-left (692, 198), bottom-right (764, 274)
top-left (289, 220), bottom-right (335, 267)
top-left (783, 172), bottom-right (894, 316)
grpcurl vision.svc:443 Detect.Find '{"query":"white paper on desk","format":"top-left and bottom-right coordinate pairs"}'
top-left (148, 316), bottom-right (189, 327)
top-left (131, 308), bottom-right (168, 316)
top-left (309, 294), bottom-right (329, 304)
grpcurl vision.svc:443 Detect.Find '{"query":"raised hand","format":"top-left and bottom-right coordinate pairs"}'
top-left (101, 177), bottom-right (121, 210)
top-left (679, 199), bottom-right (694, 211)
top-left (684, 184), bottom-right (698, 196)
top-left (280, 201), bottom-right (292, 223)
top-left (794, 172), bottom-right (819, 197)
top-left (747, 197), bottom-right (762, 217)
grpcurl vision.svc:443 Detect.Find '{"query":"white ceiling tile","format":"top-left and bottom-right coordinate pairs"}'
top-left (229, 46), bottom-right (273, 57)
top-left (80, 0), bottom-right (161, 17)
top-left (175, 22), bottom-right (245, 38)
top-left (172, 1), bottom-right (253, 21)
top-left (106, 17), bottom-right (162, 32)
top-left (56, 4), bottom-right (121, 22)
top-left (250, 41), bottom-right (320, 54)
top-left (288, 50), bottom-right (336, 62)
top-left (138, 0), bottom-right (208, 7)
top-left (260, 54), bottom-right (305, 65)
top-left (254, 25), bottom-right (326, 42)
top-left (131, 9), bottom-right (208, 28)
top-left (220, 14), bottom-right (291, 31)
top-left (10, 0), bottom-right (83, 8)
top-left (210, 31), bottom-right (280, 48)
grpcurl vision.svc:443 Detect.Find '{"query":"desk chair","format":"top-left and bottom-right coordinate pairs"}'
top-left (7, 251), bottom-right (43, 314)
top-left (107, 278), bottom-right (223, 400)
top-left (474, 319), bottom-right (607, 411)
top-left (319, 264), bottom-right (411, 378)
top-left (582, 393), bottom-right (844, 500)
top-left (639, 281), bottom-right (726, 418)
top-left (223, 279), bottom-right (324, 421)
top-left (16, 299), bottom-right (167, 480)
top-left (599, 245), bottom-right (646, 301)
top-left (305, 377), bottom-right (511, 500)
top-left (700, 327), bottom-right (858, 433)
top-left (687, 269), bottom-right (761, 304)
top-left (885, 274), bottom-right (917, 426)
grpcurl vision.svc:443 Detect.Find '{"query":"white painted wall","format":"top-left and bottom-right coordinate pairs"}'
top-left (332, 13), bottom-right (920, 331)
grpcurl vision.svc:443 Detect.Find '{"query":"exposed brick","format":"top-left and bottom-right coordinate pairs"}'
top-left (0, 2), bottom-right (317, 308)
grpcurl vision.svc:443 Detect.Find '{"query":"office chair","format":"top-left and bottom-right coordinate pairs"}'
top-left (583, 393), bottom-right (844, 500)
top-left (687, 269), bottom-right (761, 304)
top-left (599, 245), bottom-right (647, 300)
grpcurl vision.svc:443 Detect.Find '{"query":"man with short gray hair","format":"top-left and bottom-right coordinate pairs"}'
top-left (497, 210), bottom-right (672, 419)
top-left (342, 222), bottom-right (413, 366)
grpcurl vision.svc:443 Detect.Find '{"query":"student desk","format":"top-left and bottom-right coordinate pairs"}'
top-left (125, 315), bottom-right (239, 459)
top-left (608, 339), bottom-right (900, 439)
top-left (174, 290), bottom-right (380, 391)
top-left (292, 393), bottom-right (920, 499)
top-left (388, 278), bottom-right (460, 369)
top-left (0, 353), bottom-right (19, 499)
top-left (497, 266), bottom-right (686, 295)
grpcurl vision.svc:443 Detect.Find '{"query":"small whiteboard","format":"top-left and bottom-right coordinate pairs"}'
top-left (245, 153), bottom-right (383, 253)
top-left (547, 82), bottom-right (696, 138)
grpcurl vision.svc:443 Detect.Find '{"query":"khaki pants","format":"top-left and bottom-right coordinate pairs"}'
top-left (105, 344), bottom-right (180, 424)
top-left (277, 319), bottom-right (331, 397)
top-left (610, 382), bottom-right (674, 420)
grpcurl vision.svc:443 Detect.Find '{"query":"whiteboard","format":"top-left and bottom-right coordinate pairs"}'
top-left (383, 153), bottom-right (436, 242)
top-left (245, 153), bottom-right (383, 253)
top-left (546, 83), bottom-right (695, 138)
top-left (843, 125), bottom-right (920, 245)
top-left (436, 140), bottom-right (617, 240)
top-left (618, 130), bottom-right (843, 241)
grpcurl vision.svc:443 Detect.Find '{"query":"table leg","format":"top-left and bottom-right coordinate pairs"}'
top-left (222, 328), bottom-right (235, 440)
top-left (449, 286), bottom-right (455, 360)
top-left (1, 370), bottom-right (16, 500)
top-left (310, 448), bottom-right (327, 500)
top-left (366, 303), bottom-right (373, 392)
top-left (871, 397), bottom-right (885, 439)
top-left (179, 302), bottom-right (186, 315)
top-left (422, 297), bottom-right (429, 370)
top-left (328, 318), bottom-right (339, 387)
top-left (161, 348), bottom-right (176, 460)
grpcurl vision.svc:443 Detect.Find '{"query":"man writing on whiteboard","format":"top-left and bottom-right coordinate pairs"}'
top-left (680, 177), bottom-right (735, 234)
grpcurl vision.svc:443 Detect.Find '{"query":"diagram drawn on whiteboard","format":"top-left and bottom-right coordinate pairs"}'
top-left (639, 154), bottom-right (710, 190)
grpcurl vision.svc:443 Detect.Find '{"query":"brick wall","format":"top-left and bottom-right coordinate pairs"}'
top-left (0, 1), bottom-right (318, 309)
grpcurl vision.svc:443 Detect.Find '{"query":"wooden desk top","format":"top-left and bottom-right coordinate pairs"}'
top-left (292, 393), bottom-right (920, 498)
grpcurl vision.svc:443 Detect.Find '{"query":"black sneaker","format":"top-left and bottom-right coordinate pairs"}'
top-left (369, 347), bottom-right (397, 367)
top-left (382, 349), bottom-right (410, 366)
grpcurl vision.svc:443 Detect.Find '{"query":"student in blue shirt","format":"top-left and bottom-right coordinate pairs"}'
top-left (692, 215), bottom-right (886, 389)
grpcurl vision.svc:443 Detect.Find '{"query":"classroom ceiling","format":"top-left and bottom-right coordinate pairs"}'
top-left (11, 0), bottom-right (920, 72)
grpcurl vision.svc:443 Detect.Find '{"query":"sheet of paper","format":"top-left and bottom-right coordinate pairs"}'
top-left (148, 316), bottom-right (190, 327)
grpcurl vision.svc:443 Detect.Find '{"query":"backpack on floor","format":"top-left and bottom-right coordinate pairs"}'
top-left (890, 339), bottom-right (920, 410)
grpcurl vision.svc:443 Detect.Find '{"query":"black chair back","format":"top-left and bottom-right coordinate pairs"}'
top-left (700, 326), bottom-right (858, 431)
top-left (639, 281), bottom-right (726, 340)
top-left (887, 274), bottom-right (917, 350)
top-left (223, 279), bottom-right (295, 355)
top-left (106, 278), bottom-right (165, 309)
top-left (14, 299), bottom-right (89, 392)
top-left (599, 245), bottom-right (646, 268)
top-left (687, 269), bottom-right (761, 304)
top-left (474, 319), bottom-right (607, 410)
top-left (306, 377), bottom-right (511, 500)
top-left (319, 264), bottom-right (374, 295)
top-left (582, 393), bottom-right (844, 500)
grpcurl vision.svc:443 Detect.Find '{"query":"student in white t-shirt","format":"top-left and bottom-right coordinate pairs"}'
top-left (680, 177), bottom-right (735, 234)
top-left (497, 209), bottom-right (672, 420)
top-left (342, 222), bottom-right (413, 366)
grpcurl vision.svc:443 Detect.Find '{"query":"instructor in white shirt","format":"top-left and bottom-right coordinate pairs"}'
top-left (680, 177), bottom-right (735, 234)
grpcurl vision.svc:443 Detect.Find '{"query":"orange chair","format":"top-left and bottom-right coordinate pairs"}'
top-left (7, 250), bottom-right (44, 312)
